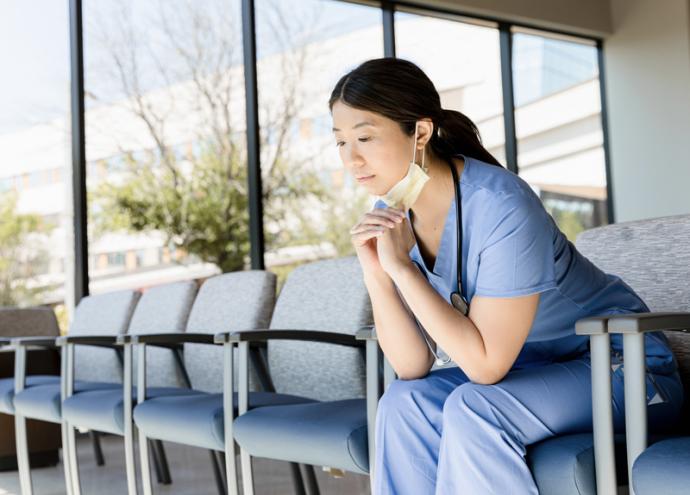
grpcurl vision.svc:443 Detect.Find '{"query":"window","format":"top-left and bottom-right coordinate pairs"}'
top-left (84, 0), bottom-right (246, 293)
top-left (395, 11), bottom-right (506, 164)
top-left (512, 28), bottom-right (607, 240)
top-left (0, 1), bottom-right (71, 328)
top-left (256, 0), bottom-right (384, 286)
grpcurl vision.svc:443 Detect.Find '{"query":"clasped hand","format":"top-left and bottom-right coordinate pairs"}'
top-left (350, 206), bottom-right (416, 277)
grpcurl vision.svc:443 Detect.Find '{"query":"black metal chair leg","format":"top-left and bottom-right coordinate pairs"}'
top-left (149, 438), bottom-right (164, 484)
top-left (153, 439), bottom-right (172, 484)
top-left (300, 464), bottom-right (320, 495)
top-left (289, 462), bottom-right (307, 495)
top-left (90, 431), bottom-right (105, 466)
top-left (209, 450), bottom-right (227, 495)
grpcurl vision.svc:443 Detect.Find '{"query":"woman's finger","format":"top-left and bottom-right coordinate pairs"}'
top-left (351, 219), bottom-right (396, 234)
top-left (351, 228), bottom-right (386, 245)
top-left (366, 208), bottom-right (405, 224)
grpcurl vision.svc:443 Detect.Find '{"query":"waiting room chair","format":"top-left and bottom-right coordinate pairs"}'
top-left (572, 213), bottom-right (690, 495)
top-left (58, 280), bottom-right (200, 494)
top-left (11, 289), bottom-right (140, 495)
top-left (218, 256), bottom-right (378, 495)
top-left (130, 270), bottom-right (313, 495)
top-left (0, 307), bottom-right (62, 417)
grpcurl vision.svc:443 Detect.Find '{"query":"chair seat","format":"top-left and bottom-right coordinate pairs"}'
top-left (13, 381), bottom-right (121, 423)
top-left (62, 386), bottom-right (203, 435)
top-left (134, 391), bottom-right (315, 451)
top-left (527, 432), bottom-right (631, 495)
top-left (0, 375), bottom-right (60, 414)
top-left (632, 437), bottom-right (690, 495)
top-left (233, 398), bottom-right (369, 474)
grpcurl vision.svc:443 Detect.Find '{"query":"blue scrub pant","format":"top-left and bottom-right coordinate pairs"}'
top-left (374, 356), bottom-right (683, 495)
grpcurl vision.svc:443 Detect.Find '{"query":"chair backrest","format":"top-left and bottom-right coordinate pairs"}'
top-left (128, 280), bottom-right (198, 388)
top-left (70, 290), bottom-right (140, 383)
top-left (183, 270), bottom-right (276, 394)
top-left (0, 306), bottom-right (60, 337)
top-left (267, 256), bottom-right (373, 402)
top-left (575, 213), bottom-right (690, 403)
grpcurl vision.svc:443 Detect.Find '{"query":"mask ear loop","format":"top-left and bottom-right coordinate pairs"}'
top-left (411, 122), bottom-right (419, 166)
top-left (411, 122), bottom-right (429, 174)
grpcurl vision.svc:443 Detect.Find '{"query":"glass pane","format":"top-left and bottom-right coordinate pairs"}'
top-left (256, 0), bottom-right (384, 287)
top-left (513, 30), bottom-right (607, 241)
top-left (0, 1), bottom-right (72, 330)
top-left (84, 0), bottom-right (246, 293)
top-left (395, 12), bottom-right (505, 164)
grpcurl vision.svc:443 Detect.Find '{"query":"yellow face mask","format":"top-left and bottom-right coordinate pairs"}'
top-left (377, 123), bottom-right (430, 211)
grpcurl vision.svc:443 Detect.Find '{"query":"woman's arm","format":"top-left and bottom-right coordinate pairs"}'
top-left (388, 262), bottom-right (540, 384)
top-left (364, 270), bottom-right (435, 380)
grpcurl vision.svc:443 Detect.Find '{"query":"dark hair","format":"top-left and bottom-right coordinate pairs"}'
top-left (329, 58), bottom-right (503, 168)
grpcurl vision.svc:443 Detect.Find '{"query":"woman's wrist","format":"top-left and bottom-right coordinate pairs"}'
top-left (363, 269), bottom-right (394, 291)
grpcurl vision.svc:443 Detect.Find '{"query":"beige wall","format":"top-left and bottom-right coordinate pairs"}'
top-left (604, 0), bottom-right (690, 221)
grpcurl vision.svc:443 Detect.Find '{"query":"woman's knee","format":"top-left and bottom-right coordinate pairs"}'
top-left (377, 376), bottom-right (441, 424)
top-left (442, 381), bottom-right (496, 425)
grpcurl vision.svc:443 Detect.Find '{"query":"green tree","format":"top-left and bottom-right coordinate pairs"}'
top-left (87, 1), bottom-right (346, 274)
top-left (0, 193), bottom-right (53, 306)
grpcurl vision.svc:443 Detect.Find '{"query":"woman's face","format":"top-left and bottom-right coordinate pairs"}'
top-left (331, 100), bottom-right (412, 196)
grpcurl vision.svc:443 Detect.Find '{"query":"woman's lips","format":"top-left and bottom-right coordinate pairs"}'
top-left (356, 174), bottom-right (375, 182)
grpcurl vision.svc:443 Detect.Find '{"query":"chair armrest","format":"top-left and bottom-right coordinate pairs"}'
top-left (11, 336), bottom-right (59, 348)
top-left (356, 325), bottom-right (377, 341)
top-left (607, 311), bottom-right (690, 334)
top-left (574, 315), bottom-right (610, 335)
top-left (124, 332), bottom-right (217, 346)
top-left (56, 335), bottom-right (120, 347)
top-left (216, 329), bottom-right (363, 348)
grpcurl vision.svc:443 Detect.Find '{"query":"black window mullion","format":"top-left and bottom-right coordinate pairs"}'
top-left (498, 22), bottom-right (518, 174)
top-left (597, 39), bottom-right (615, 224)
top-left (69, 0), bottom-right (88, 302)
top-left (242, 0), bottom-right (265, 270)
top-left (382, 1), bottom-right (396, 57)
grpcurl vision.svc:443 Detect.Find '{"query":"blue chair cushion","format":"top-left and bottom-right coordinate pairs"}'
top-left (13, 381), bottom-right (121, 423)
top-left (62, 387), bottom-right (203, 435)
top-left (527, 433), bottom-right (630, 495)
top-left (134, 391), bottom-right (314, 451)
top-left (233, 398), bottom-right (369, 474)
top-left (0, 375), bottom-right (60, 414)
top-left (632, 437), bottom-right (690, 495)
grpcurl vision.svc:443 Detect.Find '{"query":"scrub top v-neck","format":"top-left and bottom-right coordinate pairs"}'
top-left (373, 154), bottom-right (676, 373)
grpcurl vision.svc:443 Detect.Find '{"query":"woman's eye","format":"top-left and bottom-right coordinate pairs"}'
top-left (335, 137), bottom-right (370, 147)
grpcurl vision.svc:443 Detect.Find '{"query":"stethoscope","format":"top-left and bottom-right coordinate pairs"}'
top-left (404, 156), bottom-right (469, 366)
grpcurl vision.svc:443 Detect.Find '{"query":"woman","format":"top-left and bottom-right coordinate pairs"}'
top-left (329, 58), bottom-right (683, 494)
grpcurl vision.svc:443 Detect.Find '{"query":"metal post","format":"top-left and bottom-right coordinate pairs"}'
top-left (623, 333), bottom-right (647, 494)
top-left (590, 334), bottom-right (617, 494)
top-left (223, 342), bottom-right (239, 495)
top-left (137, 344), bottom-right (154, 495)
top-left (238, 342), bottom-right (255, 495)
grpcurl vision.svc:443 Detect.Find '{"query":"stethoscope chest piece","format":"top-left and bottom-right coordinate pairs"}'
top-left (451, 292), bottom-right (469, 316)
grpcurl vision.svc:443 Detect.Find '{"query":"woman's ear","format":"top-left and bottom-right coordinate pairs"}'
top-left (415, 118), bottom-right (435, 149)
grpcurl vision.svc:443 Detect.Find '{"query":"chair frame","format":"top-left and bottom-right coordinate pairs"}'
top-left (218, 325), bottom-right (382, 495)
top-left (575, 311), bottom-right (690, 495)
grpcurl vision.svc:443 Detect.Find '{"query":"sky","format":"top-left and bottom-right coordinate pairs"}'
top-left (0, 0), bottom-right (380, 136)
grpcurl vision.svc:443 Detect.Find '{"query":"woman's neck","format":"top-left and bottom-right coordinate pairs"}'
top-left (409, 153), bottom-right (462, 228)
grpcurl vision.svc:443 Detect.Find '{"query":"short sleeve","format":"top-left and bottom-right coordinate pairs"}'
top-left (474, 189), bottom-right (557, 298)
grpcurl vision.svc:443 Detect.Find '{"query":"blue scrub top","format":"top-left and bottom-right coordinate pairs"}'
top-left (374, 154), bottom-right (676, 373)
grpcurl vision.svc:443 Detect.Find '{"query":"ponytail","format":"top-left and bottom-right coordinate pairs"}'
top-left (432, 108), bottom-right (502, 167)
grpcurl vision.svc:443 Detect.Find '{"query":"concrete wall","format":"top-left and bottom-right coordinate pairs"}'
top-left (604, 0), bottom-right (690, 221)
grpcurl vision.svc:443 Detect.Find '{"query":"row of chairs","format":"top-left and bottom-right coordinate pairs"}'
top-left (0, 256), bottom-right (378, 495)
top-left (2, 212), bottom-right (690, 494)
